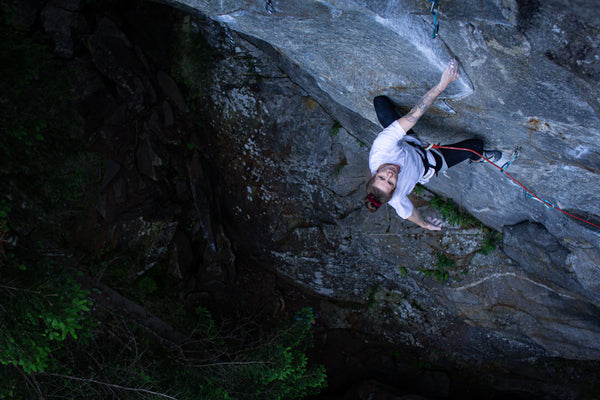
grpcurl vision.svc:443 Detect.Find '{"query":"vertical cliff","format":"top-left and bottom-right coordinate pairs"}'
top-left (153, 0), bottom-right (600, 362)
top-left (13, 0), bottom-right (600, 397)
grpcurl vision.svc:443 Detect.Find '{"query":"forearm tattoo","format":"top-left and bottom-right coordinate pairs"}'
top-left (405, 88), bottom-right (439, 123)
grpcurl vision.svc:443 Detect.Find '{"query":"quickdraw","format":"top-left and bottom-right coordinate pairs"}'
top-left (265, 0), bottom-right (275, 14)
top-left (430, 0), bottom-right (440, 38)
top-left (525, 192), bottom-right (555, 209)
top-left (426, 143), bottom-right (600, 230)
top-left (501, 146), bottom-right (521, 172)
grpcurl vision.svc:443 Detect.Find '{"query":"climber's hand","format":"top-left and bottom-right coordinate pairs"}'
top-left (424, 216), bottom-right (443, 231)
top-left (408, 208), bottom-right (443, 231)
top-left (439, 59), bottom-right (460, 89)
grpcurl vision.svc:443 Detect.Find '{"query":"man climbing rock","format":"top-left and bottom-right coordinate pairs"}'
top-left (364, 59), bottom-right (502, 230)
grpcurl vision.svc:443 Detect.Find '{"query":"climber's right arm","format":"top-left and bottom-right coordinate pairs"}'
top-left (398, 59), bottom-right (460, 133)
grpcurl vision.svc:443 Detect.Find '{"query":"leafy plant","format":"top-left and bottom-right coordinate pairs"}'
top-left (148, 307), bottom-right (327, 400)
top-left (0, 259), bottom-right (92, 375)
top-left (364, 288), bottom-right (380, 308)
top-left (0, 6), bottom-right (95, 394)
top-left (0, 220), bottom-right (7, 260)
top-left (419, 253), bottom-right (456, 284)
top-left (0, 18), bottom-right (82, 177)
top-left (411, 183), bottom-right (425, 197)
top-left (0, 200), bottom-right (10, 219)
top-left (171, 14), bottom-right (219, 107)
top-left (0, 4), bottom-right (327, 399)
top-left (429, 196), bottom-right (478, 228)
top-left (137, 276), bottom-right (158, 295)
top-left (478, 229), bottom-right (502, 255)
top-left (241, 308), bottom-right (327, 399)
top-left (332, 158), bottom-right (348, 177)
top-left (0, 3), bottom-right (100, 239)
top-left (329, 120), bottom-right (342, 137)
top-left (356, 139), bottom-right (367, 148)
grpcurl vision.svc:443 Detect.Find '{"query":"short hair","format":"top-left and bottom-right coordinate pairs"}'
top-left (364, 175), bottom-right (393, 212)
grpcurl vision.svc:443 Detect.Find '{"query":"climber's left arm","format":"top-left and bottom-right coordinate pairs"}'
top-left (406, 206), bottom-right (443, 231)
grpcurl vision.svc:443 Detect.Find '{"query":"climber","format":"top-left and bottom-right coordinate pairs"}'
top-left (365, 59), bottom-right (502, 230)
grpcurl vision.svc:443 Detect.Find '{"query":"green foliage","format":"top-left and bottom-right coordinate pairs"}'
top-left (356, 139), bottom-right (367, 148)
top-left (409, 358), bottom-right (432, 370)
top-left (171, 15), bottom-right (218, 108)
top-left (0, 6), bottom-right (95, 395)
top-left (332, 158), bottom-right (348, 177)
top-left (429, 196), bottom-right (478, 228)
top-left (0, 221), bottom-right (6, 259)
top-left (478, 229), bottom-right (502, 255)
top-left (195, 306), bottom-right (220, 338)
top-left (419, 253), bottom-right (456, 284)
top-left (0, 257), bottom-right (92, 376)
top-left (0, 200), bottom-right (10, 219)
top-left (0, 10), bottom-right (82, 176)
top-left (364, 288), bottom-right (380, 308)
top-left (0, 4), bottom-right (99, 235)
top-left (329, 120), bottom-right (342, 137)
top-left (245, 57), bottom-right (263, 83)
top-left (187, 307), bottom-right (327, 400)
top-left (78, 307), bottom-right (327, 400)
top-left (0, 5), bottom-right (326, 400)
top-left (136, 276), bottom-right (158, 294)
top-left (411, 183), bottom-right (425, 197)
top-left (45, 152), bottom-right (102, 207)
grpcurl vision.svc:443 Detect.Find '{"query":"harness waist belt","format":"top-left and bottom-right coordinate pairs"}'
top-left (406, 141), bottom-right (443, 176)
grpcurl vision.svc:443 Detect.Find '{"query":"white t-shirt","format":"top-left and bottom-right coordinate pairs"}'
top-left (368, 120), bottom-right (437, 219)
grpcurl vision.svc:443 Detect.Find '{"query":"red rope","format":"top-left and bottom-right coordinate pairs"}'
top-left (429, 144), bottom-right (600, 230)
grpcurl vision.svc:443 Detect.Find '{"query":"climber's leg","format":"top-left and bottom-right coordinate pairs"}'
top-left (373, 96), bottom-right (400, 128)
top-left (439, 139), bottom-right (484, 168)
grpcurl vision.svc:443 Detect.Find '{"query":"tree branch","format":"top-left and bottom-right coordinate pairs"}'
top-left (41, 373), bottom-right (179, 400)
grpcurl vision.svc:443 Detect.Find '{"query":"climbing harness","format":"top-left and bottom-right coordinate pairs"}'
top-left (430, 0), bottom-right (440, 38)
top-left (425, 143), bottom-right (600, 230)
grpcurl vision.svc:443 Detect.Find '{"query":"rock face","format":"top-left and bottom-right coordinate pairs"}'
top-left (21, 0), bottom-right (600, 395)
top-left (158, 0), bottom-right (600, 361)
